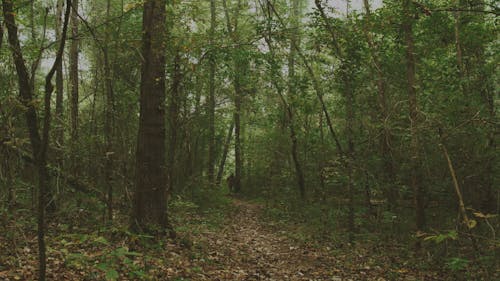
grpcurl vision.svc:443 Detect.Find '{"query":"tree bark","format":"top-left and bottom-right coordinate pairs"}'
top-left (69, 0), bottom-right (79, 187)
top-left (234, 73), bottom-right (243, 193)
top-left (287, 0), bottom-right (306, 200)
top-left (453, 0), bottom-right (468, 94)
top-left (132, 0), bottom-right (170, 233)
top-left (207, 0), bottom-right (216, 186)
top-left (216, 121), bottom-right (234, 185)
top-left (222, 0), bottom-right (244, 193)
top-left (167, 52), bottom-right (181, 195)
top-left (40, 2), bottom-right (71, 275)
top-left (483, 80), bottom-right (496, 213)
top-left (403, 0), bottom-right (425, 246)
top-left (342, 61), bottom-right (356, 243)
top-left (55, 0), bottom-right (65, 163)
top-left (0, 13), bottom-right (3, 50)
top-left (103, 0), bottom-right (115, 222)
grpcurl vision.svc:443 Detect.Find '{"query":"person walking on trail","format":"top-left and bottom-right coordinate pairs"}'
top-left (227, 173), bottom-right (235, 193)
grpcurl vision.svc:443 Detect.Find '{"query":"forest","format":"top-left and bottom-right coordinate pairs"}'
top-left (0, 0), bottom-right (498, 280)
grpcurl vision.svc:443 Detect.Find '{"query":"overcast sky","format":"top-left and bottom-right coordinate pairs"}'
top-left (305, 0), bottom-right (383, 15)
top-left (40, 0), bottom-right (384, 72)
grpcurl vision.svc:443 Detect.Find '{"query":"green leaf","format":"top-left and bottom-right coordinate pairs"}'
top-left (447, 230), bottom-right (458, 240)
top-left (95, 236), bottom-right (109, 245)
top-left (124, 251), bottom-right (142, 257)
top-left (105, 269), bottom-right (119, 281)
top-left (97, 263), bottom-right (109, 271)
top-left (446, 257), bottom-right (469, 271)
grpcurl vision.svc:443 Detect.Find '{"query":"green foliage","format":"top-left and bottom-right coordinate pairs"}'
top-left (95, 247), bottom-right (145, 280)
top-left (0, 0), bottom-right (497, 279)
top-left (424, 230), bottom-right (458, 244)
top-left (445, 257), bottom-right (469, 271)
top-left (189, 186), bottom-right (231, 212)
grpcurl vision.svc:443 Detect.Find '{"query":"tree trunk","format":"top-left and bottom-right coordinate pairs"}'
top-left (3, 153), bottom-right (15, 206)
top-left (216, 121), bottom-right (234, 185)
top-left (476, 2), bottom-right (496, 213)
top-left (55, 0), bottom-right (64, 165)
top-left (3, 0), bottom-right (42, 177)
top-left (167, 53), bottom-right (181, 195)
top-left (103, 0), bottom-right (115, 222)
top-left (403, 0), bottom-right (425, 246)
top-left (207, 0), bottom-right (216, 186)
top-left (318, 112), bottom-right (326, 193)
top-left (344, 72), bottom-right (355, 243)
top-left (40, 1), bottom-right (71, 274)
top-left (453, 0), bottom-right (467, 95)
top-left (3, 1), bottom-right (71, 279)
top-left (69, 0), bottom-right (79, 188)
top-left (0, 13), bottom-right (3, 50)
top-left (287, 0), bottom-right (306, 200)
top-left (132, 0), bottom-right (170, 233)
top-left (222, 0), bottom-right (244, 193)
top-left (234, 76), bottom-right (243, 193)
top-left (362, 0), bottom-right (396, 209)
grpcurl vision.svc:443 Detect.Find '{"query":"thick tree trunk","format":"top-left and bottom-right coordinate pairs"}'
top-left (403, 0), bottom-right (425, 246)
top-left (132, 0), bottom-right (170, 233)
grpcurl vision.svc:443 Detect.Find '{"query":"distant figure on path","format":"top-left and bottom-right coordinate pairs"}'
top-left (227, 173), bottom-right (235, 193)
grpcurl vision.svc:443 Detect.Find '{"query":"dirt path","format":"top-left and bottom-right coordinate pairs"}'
top-left (195, 199), bottom-right (342, 281)
top-left (0, 198), bottom-right (443, 280)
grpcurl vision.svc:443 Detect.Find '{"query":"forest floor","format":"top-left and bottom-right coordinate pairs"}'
top-left (192, 198), bottom-right (345, 280)
top-left (183, 198), bottom-right (438, 281)
top-left (1, 197), bottom-right (457, 280)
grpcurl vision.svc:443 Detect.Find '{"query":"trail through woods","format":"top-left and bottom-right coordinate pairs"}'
top-left (197, 199), bottom-right (342, 280)
top-left (1, 198), bottom-right (447, 280)
top-left (188, 199), bottom-right (447, 281)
